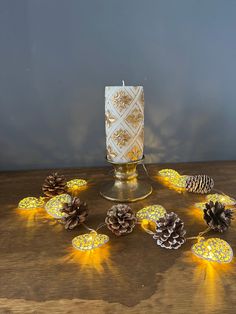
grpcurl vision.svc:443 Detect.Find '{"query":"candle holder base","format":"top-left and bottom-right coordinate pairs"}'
top-left (100, 157), bottom-right (152, 202)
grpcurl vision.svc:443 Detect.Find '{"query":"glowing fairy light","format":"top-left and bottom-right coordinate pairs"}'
top-left (72, 231), bottom-right (109, 251)
top-left (18, 197), bottom-right (45, 210)
top-left (45, 193), bottom-right (71, 219)
top-left (195, 193), bottom-right (236, 210)
top-left (66, 179), bottom-right (87, 190)
top-left (158, 169), bottom-right (188, 188)
top-left (191, 238), bottom-right (233, 263)
top-left (136, 205), bottom-right (166, 222)
top-left (206, 193), bottom-right (235, 205)
top-left (158, 168), bottom-right (214, 194)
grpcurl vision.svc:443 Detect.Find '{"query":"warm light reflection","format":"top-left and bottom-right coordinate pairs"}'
top-left (62, 244), bottom-right (111, 273)
top-left (15, 206), bottom-right (56, 229)
top-left (66, 179), bottom-right (88, 196)
top-left (187, 205), bottom-right (205, 222)
top-left (141, 219), bottom-right (156, 233)
top-left (157, 176), bottom-right (187, 193)
top-left (183, 251), bottom-right (235, 312)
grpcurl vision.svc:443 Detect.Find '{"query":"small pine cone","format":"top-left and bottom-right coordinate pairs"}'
top-left (105, 204), bottom-right (137, 236)
top-left (203, 201), bottom-right (233, 232)
top-left (42, 172), bottom-right (66, 197)
top-left (185, 175), bottom-right (214, 194)
top-left (61, 197), bottom-right (88, 230)
top-left (153, 212), bottom-right (186, 249)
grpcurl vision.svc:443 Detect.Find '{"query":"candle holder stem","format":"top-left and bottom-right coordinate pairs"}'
top-left (100, 157), bottom-right (152, 202)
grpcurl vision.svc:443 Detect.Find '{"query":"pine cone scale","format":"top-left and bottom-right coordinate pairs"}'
top-left (154, 212), bottom-right (186, 249)
top-left (105, 204), bottom-right (137, 236)
top-left (60, 197), bottom-right (88, 230)
top-left (42, 173), bottom-right (67, 197)
top-left (203, 201), bottom-right (233, 232)
top-left (186, 175), bottom-right (214, 194)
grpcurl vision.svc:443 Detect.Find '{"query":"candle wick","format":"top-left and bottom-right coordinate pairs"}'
top-left (122, 80), bottom-right (125, 86)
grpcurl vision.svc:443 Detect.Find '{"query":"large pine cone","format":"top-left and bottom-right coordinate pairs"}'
top-left (60, 197), bottom-right (88, 230)
top-left (105, 204), bottom-right (137, 236)
top-left (42, 172), bottom-right (66, 197)
top-left (153, 212), bottom-right (186, 249)
top-left (186, 175), bottom-right (214, 194)
top-left (203, 201), bottom-right (233, 232)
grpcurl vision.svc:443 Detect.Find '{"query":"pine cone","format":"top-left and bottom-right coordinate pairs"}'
top-left (105, 204), bottom-right (137, 236)
top-left (203, 201), bottom-right (233, 232)
top-left (185, 175), bottom-right (214, 194)
top-left (153, 212), bottom-right (186, 249)
top-left (60, 197), bottom-right (88, 230)
top-left (42, 172), bottom-right (66, 197)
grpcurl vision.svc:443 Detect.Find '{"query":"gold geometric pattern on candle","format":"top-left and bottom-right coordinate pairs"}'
top-left (107, 145), bottom-right (117, 160)
top-left (105, 86), bottom-right (144, 163)
top-left (126, 145), bottom-right (142, 161)
top-left (126, 108), bottom-right (143, 128)
top-left (112, 129), bottom-right (131, 148)
top-left (105, 110), bottom-right (116, 128)
top-left (112, 90), bottom-right (133, 112)
top-left (139, 126), bottom-right (144, 142)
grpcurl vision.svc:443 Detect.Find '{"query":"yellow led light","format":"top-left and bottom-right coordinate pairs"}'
top-left (192, 238), bottom-right (233, 263)
top-left (72, 231), bottom-right (109, 251)
top-left (158, 168), bottom-right (180, 178)
top-left (206, 193), bottom-right (236, 205)
top-left (18, 197), bottom-right (45, 210)
top-left (158, 169), bottom-right (188, 188)
top-left (194, 193), bottom-right (236, 210)
top-left (45, 193), bottom-right (71, 219)
top-left (66, 179), bottom-right (87, 190)
top-left (136, 205), bottom-right (166, 222)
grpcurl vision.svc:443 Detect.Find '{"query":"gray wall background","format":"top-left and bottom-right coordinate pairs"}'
top-left (0, 0), bottom-right (236, 171)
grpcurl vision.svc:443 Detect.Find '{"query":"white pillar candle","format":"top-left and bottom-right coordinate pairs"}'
top-left (105, 82), bottom-right (144, 163)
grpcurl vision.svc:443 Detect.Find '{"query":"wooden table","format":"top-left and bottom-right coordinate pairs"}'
top-left (0, 161), bottom-right (235, 313)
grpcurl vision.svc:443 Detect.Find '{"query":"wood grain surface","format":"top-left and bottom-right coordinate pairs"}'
top-left (0, 161), bottom-right (235, 314)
